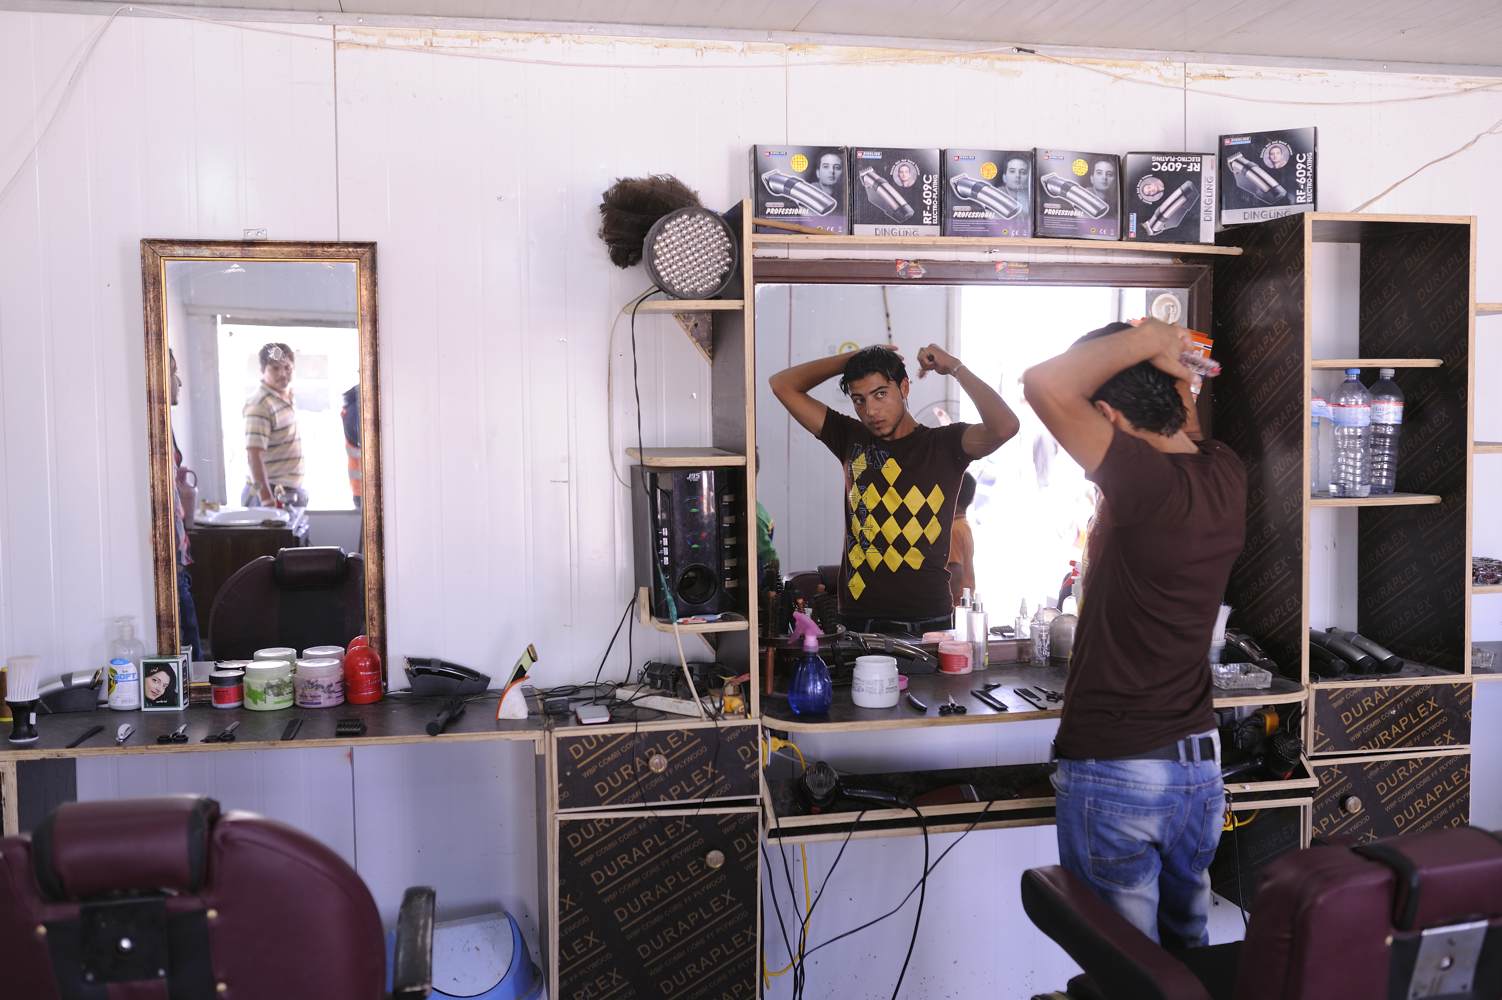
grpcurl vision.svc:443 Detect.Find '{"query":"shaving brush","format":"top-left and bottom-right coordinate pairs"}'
top-left (6, 655), bottom-right (41, 744)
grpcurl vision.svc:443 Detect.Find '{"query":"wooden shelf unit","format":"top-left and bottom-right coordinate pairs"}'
top-left (1478, 303), bottom-right (1501, 316)
top-left (1475, 584), bottom-right (1502, 595)
top-left (751, 232), bottom-right (1242, 257)
top-left (625, 446), bottom-right (745, 467)
top-left (1309, 493), bottom-right (1442, 508)
top-left (1215, 212), bottom-right (1478, 843)
top-left (1476, 442), bottom-right (1502, 454)
top-left (1310, 358), bottom-right (1443, 369)
top-left (634, 298), bottom-right (743, 313)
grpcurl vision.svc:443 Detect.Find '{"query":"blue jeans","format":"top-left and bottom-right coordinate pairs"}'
top-left (1051, 735), bottom-right (1224, 949)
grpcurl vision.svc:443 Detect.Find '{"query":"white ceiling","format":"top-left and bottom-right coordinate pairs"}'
top-left (77, 0), bottom-right (1502, 70)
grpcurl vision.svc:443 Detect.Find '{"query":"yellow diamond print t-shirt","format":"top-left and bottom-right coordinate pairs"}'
top-left (818, 410), bottom-right (973, 620)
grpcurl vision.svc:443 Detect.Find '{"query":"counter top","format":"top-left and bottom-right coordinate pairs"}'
top-left (761, 666), bottom-right (1305, 732)
top-left (0, 693), bottom-right (547, 761)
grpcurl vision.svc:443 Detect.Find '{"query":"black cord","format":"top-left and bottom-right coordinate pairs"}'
top-left (789, 809), bottom-right (865, 999)
top-left (1227, 786), bottom-right (1249, 932)
top-left (588, 594), bottom-right (637, 704)
top-left (760, 841), bottom-right (802, 994)
top-left (801, 800), bottom-right (995, 961)
top-left (891, 805), bottom-right (929, 1000)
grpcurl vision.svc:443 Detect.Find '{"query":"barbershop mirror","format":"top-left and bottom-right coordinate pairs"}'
top-left (754, 264), bottom-right (1206, 630)
top-left (142, 241), bottom-right (384, 666)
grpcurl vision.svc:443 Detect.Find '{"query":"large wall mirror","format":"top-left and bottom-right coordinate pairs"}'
top-left (142, 240), bottom-right (384, 666)
top-left (754, 260), bottom-right (1209, 629)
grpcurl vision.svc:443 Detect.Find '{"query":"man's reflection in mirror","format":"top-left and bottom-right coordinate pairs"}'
top-left (169, 349), bottom-right (202, 659)
top-left (242, 342), bottom-right (307, 508)
top-left (770, 344), bottom-right (1020, 637)
top-left (341, 385), bottom-right (362, 511)
top-left (947, 472), bottom-right (977, 606)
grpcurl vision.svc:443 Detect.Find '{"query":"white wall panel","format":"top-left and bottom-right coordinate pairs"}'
top-left (4, 15), bottom-right (1502, 993)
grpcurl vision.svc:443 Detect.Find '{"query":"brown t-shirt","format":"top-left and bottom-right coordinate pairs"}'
top-left (1055, 429), bottom-right (1247, 759)
top-left (819, 410), bottom-right (973, 620)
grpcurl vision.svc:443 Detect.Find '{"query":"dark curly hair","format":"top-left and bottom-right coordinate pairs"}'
top-left (1076, 322), bottom-right (1186, 436)
top-left (839, 347), bottom-right (908, 395)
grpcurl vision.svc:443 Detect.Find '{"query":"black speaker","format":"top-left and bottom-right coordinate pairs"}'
top-left (632, 466), bottom-right (742, 620)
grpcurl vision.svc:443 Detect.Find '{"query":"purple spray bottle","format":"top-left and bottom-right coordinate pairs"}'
top-left (787, 611), bottom-right (832, 716)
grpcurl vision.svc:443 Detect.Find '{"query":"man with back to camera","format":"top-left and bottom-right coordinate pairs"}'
top-left (770, 345), bottom-right (1020, 636)
top-left (1022, 319), bottom-right (1245, 948)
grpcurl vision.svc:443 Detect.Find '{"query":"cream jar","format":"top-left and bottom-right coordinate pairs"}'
top-left (851, 655), bottom-right (900, 709)
top-left (294, 657), bottom-right (345, 708)
top-left (244, 660), bottom-right (294, 711)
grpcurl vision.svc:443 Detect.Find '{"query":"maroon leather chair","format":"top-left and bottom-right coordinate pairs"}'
top-left (208, 547), bottom-right (366, 660)
top-left (1022, 825), bottom-right (1502, 1000)
top-left (1, 796), bottom-right (434, 1000)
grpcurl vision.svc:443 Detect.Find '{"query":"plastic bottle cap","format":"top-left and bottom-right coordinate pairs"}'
top-left (1346, 368), bottom-right (1361, 376)
top-left (1379, 368), bottom-right (1395, 378)
top-left (109, 658), bottom-right (128, 665)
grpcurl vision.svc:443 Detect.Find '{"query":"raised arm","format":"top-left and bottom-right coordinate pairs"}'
top-left (916, 345), bottom-right (1021, 458)
top-left (1021, 320), bottom-right (1190, 474)
top-left (768, 352), bottom-right (851, 436)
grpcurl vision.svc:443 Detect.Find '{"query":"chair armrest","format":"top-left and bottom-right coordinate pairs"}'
top-left (1020, 867), bottom-right (1211, 1000)
top-left (390, 886), bottom-right (436, 1000)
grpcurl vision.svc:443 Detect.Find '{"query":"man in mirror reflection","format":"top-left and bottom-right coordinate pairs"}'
top-left (770, 345), bottom-right (1020, 636)
top-left (169, 350), bottom-right (202, 660)
top-left (947, 472), bottom-right (977, 606)
top-left (242, 342), bottom-right (307, 508)
top-left (1023, 319), bottom-right (1245, 951)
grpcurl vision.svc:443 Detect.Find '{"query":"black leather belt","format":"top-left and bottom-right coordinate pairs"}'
top-left (1118, 735), bottom-right (1218, 764)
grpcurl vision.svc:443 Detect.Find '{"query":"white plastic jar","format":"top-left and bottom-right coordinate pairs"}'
top-left (294, 657), bottom-right (346, 708)
top-left (244, 660), bottom-right (294, 711)
top-left (851, 655), bottom-right (900, 708)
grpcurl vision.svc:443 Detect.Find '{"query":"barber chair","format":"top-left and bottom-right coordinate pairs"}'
top-left (1021, 825), bottom-right (1502, 1000)
top-left (1, 796), bottom-right (434, 999)
top-left (209, 546), bottom-right (366, 659)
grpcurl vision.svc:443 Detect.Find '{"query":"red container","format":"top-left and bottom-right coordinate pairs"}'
top-left (344, 644), bottom-right (383, 704)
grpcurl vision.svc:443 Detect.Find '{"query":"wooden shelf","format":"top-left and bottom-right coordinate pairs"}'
top-left (1310, 492), bottom-right (1442, 508)
top-left (1310, 358), bottom-right (1442, 369)
top-left (1475, 442), bottom-right (1502, 454)
top-left (626, 447), bottom-right (746, 468)
top-left (751, 233), bottom-right (1241, 256)
top-left (1478, 303), bottom-right (1501, 316)
top-left (1309, 212), bottom-right (1472, 244)
top-left (634, 298), bottom-right (743, 313)
top-left (635, 586), bottom-right (749, 635)
top-left (1475, 584), bottom-right (1502, 595)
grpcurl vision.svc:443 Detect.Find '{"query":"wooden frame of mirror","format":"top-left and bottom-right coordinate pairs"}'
top-left (140, 239), bottom-right (386, 674)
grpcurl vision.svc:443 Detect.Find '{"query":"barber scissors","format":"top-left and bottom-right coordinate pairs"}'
top-left (202, 721), bottom-right (241, 744)
top-left (938, 694), bottom-right (967, 716)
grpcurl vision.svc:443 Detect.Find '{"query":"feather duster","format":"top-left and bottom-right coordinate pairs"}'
top-left (598, 175), bottom-right (702, 268)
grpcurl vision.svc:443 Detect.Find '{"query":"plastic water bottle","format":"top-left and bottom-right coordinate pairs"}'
top-left (1330, 369), bottom-right (1371, 498)
top-left (1310, 394), bottom-right (1328, 496)
top-left (1369, 368), bottom-right (1404, 495)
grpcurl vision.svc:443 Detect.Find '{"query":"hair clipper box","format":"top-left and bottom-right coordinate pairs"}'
top-left (849, 147), bottom-right (942, 236)
top-left (941, 149), bottom-right (1033, 237)
top-left (1033, 149), bottom-right (1121, 240)
top-left (752, 145), bottom-right (849, 235)
top-left (1123, 153), bottom-right (1217, 243)
top-left (1218, 127), bottom-right (1316, 225)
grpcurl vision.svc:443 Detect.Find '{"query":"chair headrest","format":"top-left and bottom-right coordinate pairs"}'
top-left (274, 546), bottom-right (348, 588)
top-left (1356, 826), bottom-right (1502, 930)
top-left (31, 796), bottom-right (220, 901)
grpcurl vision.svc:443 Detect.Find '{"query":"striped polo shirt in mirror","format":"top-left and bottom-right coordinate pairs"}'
top-left (243, 383), bottom-right (304, 488)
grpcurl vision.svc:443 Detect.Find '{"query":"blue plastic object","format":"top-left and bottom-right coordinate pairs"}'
top-left (386, 909), bottom-right (542, 1000)
top-left (787, 611), bottom-right (832, 716)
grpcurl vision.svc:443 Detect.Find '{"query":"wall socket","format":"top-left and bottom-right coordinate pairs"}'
top-left (242, 227), bottom-right (268, 239)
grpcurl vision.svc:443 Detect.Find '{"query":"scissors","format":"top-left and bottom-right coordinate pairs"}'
top-left (157, 723), bottom-right (189, 744)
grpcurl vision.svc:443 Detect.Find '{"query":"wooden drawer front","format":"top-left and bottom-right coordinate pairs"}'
top-left (557, 811), bottom-right (758, 1000)
top-left (1310, 682), bottom-right (1471, 754)
top-left (556, 723), bottom-right (758, 811)
top-left (1311, 753), bottom-right (1469, 844)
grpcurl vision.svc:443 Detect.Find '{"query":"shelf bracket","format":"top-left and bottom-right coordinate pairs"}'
top-left (671, 312), bottom-right (714, 362)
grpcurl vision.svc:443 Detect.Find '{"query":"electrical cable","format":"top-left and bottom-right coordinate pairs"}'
top-left (588, 594), bottom-right (637, 704)
top-left (1226, 786), bottom-right (1250, 933)
top-left (606, 286), bottom-right (659, 489)
top-left (890, 805), bottom-right (929, 1000)
top-left (800, 800), bottom-right (995, 962)
top-left (789, 809), bottom-right (866, 1000)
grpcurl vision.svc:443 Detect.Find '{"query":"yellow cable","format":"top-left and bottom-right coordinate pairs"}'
top-left (763, 736), bottom-right (811, 984)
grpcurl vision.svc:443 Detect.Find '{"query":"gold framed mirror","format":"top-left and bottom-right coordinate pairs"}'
top-left (141, 240), bottom-right (385, 673)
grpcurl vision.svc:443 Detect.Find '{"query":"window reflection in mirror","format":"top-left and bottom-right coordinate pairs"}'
top-left (755, 282), bottom-right (1189, 623)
